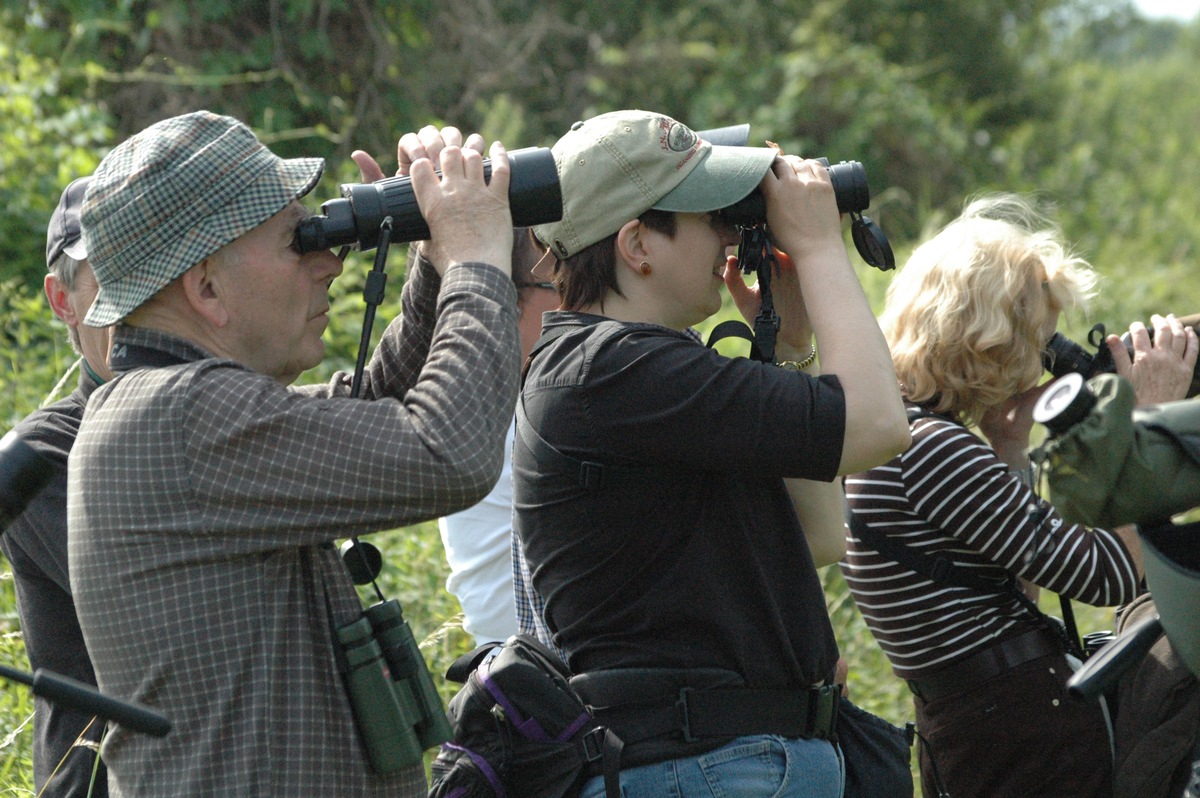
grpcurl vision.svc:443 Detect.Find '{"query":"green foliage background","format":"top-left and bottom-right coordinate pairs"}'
top-left (2, 0), bottom-right (1199, 792)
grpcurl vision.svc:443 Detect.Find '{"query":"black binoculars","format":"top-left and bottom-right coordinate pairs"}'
top-left (1043, 315), bottom-right (1200, 398)
top-left (295, 147), bottom-right (562, 253)
top-left (718, 158), bottom-right (871, 226)
top-left (720, 157), bottom-right (893, 271)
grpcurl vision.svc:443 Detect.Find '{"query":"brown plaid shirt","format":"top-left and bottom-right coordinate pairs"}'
top-left (68, 257), bottom-right (519, 796)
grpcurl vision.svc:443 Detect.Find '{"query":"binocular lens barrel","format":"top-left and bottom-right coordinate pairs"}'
top-left (826, 160), bottom-right (872, 214)
top-left (296, 147), bottom-right (562, 254)
top-left (718, 159), bottom-right (872, 227)
top-left (335, 616), bottom-right (425, 771)
top-left (1033, 372), bottom-right (1097, 437)
top-left (363, 599), bottom-right (453, 749)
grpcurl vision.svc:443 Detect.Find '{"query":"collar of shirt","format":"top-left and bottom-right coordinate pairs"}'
top-left (109, 327), bottom-right (216, 374)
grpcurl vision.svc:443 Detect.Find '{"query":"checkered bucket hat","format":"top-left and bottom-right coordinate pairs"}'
top-left (82, 110), bottom-right (324, 326)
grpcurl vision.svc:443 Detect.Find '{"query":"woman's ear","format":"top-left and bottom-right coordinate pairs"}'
top-left (180, 257), bottom-right (230, 328)
top-left (614, 218), bottom-right (649, 276)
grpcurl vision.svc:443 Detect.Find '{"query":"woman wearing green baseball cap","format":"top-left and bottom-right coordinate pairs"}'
top-left (513, 109), bottom-right (909, 798)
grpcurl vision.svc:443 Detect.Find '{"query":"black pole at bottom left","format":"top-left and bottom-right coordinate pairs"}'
top-left (0, 664), bottom-right (170, 737)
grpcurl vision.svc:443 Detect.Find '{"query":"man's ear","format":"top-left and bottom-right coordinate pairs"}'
top-left (614, 218), bottom-right (649, 276)
top-left (180, 257), bottom-right (230, 328)
top-left (44, 274), bottom-right (76, 325)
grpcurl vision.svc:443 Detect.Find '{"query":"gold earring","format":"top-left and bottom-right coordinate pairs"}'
top-left (639, 261), bottom-right (652, 276)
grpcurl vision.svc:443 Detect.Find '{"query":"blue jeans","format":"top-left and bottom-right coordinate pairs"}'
top-left (579, 735), bottom-right (844, 798)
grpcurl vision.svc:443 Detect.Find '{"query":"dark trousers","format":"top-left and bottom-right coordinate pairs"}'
top-left (915, 653), bottom-right (1112, 798)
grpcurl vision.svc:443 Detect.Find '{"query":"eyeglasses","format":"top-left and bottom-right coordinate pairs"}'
top-left (532, 281), bottom-right (556, 290)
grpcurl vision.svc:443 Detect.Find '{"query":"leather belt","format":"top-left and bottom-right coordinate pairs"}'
top-left (574, 669), bottom-right (840, 743)
top-left (906, 627), bottom-right (1064, 703)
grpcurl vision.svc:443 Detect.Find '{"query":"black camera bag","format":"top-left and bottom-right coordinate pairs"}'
top-left (428, 634), bottom-right (622, 798)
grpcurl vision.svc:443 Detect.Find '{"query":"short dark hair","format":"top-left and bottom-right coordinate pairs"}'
top-left (557, 210), bottom-right (676, 311)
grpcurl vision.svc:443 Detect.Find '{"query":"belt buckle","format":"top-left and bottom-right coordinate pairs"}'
top-left (579, 462), bottom-right (605, 491)
top-left (581, 726), bottom-right (606, 763)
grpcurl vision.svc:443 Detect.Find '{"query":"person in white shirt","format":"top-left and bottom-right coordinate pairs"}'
top-left (438, 228), bottom-right (558, 644)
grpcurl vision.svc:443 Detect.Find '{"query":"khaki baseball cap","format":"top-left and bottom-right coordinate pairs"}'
top-left (533, 110), bottom-right (777, 259)
top-left (82, 111), bottom-right (324, 326)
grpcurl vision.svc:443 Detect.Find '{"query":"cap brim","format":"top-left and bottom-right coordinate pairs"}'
top-left (651, 145), bottom-right (776, 214)
top-left (62, 239), bottom-right (87, 261)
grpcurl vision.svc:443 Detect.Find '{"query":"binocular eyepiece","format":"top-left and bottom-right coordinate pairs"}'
top-left (1043, 331), bottom-right (1107, 382)
top-left (295, 147), bottom-right (563, 254)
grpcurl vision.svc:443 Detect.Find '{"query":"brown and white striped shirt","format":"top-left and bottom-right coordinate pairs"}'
top-left (841, 408), bottom-right (1139, 679)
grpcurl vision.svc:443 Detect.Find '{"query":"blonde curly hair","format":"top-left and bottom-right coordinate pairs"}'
top-left (883, 194), bottom-right (1098, 425)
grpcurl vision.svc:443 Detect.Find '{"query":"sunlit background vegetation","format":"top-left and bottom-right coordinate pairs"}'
top-left (3, 0), bottom-right (1200, 791)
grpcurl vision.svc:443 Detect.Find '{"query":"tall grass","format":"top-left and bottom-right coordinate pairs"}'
top-left (0, 575), bottom-right (35, 795)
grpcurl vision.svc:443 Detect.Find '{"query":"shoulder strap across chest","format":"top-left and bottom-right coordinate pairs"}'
top-left (517, 320), bottom-right (673, 493)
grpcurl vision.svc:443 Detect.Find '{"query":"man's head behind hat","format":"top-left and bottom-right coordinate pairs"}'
top-left (47, 176), bottom-right (91, 269)
top-left (533, 110), bottom-right (777, 260)
top-left (82, 110), bottom-right (324, 327)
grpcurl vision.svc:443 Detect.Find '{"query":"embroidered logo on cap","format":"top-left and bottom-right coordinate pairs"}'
top-left (664, 121), bottom-right (697, 152)
top-left (658, 117), bottom-right (701, 171)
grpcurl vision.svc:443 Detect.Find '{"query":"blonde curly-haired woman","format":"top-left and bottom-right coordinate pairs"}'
top-left (842, 194), bottom-right (1197, 797)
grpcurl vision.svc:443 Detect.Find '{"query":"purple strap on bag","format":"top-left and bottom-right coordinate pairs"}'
top-left (442, 743), bottom-right (507, 798)
top-left (480, 661), bottom-right (592, 743)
